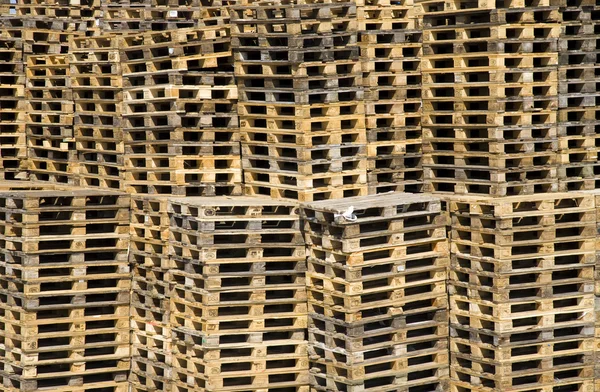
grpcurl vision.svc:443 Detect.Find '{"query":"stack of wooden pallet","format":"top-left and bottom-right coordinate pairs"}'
top-left (447, 193), bottom-right (596, 392)
top-left (420, 1), bottom-right (560, 196)
top-left (0, 189), bottom-right (131, 392)
top-left (119, 26), bottom-right (241, 197)
top-left (557, 4), bottom-right (600, 190)
top-left (168, 197), bottom-right (309, 392)
top-left (99, 0), bottom-right (147, 34)
top-left (0, 1), bottom-right (96, 188)
top-left (99, 0), bottom-right (232, 33)
top-left (16, 4), bottom-right (81, 56)
top-left (129, 195), bottom-right (172, 392)
top-left (588, 190), bottom-right (600, 392)
top-left (0, 0), bottom-right (97, 31)
top-left (70, 35), bottom-right (124, 191)
top-left (0, 0), bottom-right (69, 19)
top-left (232, 0), bottom-right (369, 202)
top-left (24, 54), bottom-right (77, 186)
top-left (0, 17), bottom-right (27, 181)
top-left (496, 3), bottom-right (560, 192)
top-left (73, 0), bottom-right (103, 32)
top-left (12, 0), bottom-right (88, 187)
top-left (302, 192), bottom-right (449, 392)
top-left (358, 0), bottom-right (424, 194)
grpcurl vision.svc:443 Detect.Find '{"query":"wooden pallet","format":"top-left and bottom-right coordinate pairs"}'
top-left (70, 35), bottom-right (124, 191)
top-left (0, 189), bottom-right (131, 392)
top-left (301, 192), bottom-right (449, 391)
top-left (446, 192), bottom-right (596, 390)
top-left (167, 196), bottom-right (309, 391)
top-left (118, 27), bottom-right (241, 196)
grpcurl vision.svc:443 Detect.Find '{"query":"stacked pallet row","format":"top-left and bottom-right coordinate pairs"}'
top-left (70, 35), bottom-right (124, 191)
top-left (6, 0), bottom-right (86, 187)
top-left (589, 190), bottom-right (600, 392)
top-left (302, 193), bottom-right (449, 392)
top-left (119, 26), bottom-right (242, 197)
top-left (0, 0), bottom-right (101, 188)
top-left (0, 189), bottom-right (131, 392)
top-left (421, 0), bottom-right (501, 195)
top-left (557, 4), bottom-right (600, 190)
top-left (232, 0), bottom-right (369, 202)
top-left (447, 193), bottom-right (596, 392)
top-left (98, 0), bottom-right (147, 34)
top-left (99, 0), bottom-right (232, 34)
top-left (75, 0), bottom-right (103, 32)
top-left (0, 17), bottom-right (26, 181)
top-left (496, 4), bottom-right (561, 193)
top-left (0, 0), bottom-right (71, 19)
top-left (168, 197), bottom-right (309, 392)
top-left (24, 54), bottom-right (78, 186)
top-left (129, 195), bottom-right (173, 392)
top-left (15, 1), bottom-right (82, 56)
top-left (0, 0), bottom-right (99, 32)
top-left (358, 0), bottom-right (425, 194)
top-left (420, 1), bottom-right (561, 196)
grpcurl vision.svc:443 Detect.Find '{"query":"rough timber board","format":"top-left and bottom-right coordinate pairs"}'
top-left (301, 191), bottom-right (440, 213)
top-left (0, 188), bottom-right (126, 198)
top-left (444, 192), bottom-right (595, 215)
top-left (168, 195), bottom-right (298, 208)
